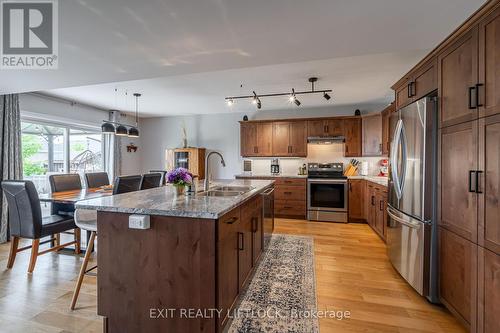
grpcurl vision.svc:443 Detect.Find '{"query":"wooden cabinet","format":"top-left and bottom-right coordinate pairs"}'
top-left (274, 178), bottom-right (306, 219)
top-left (381, 104), bottom-right (393, 155)
top-left (240, 122), bottom-right (272, 157)
top-left (307, 118), bottom-right (343, 137)
top-left (271, 121), bottom-right (307, 157)
top-left (478, 114), bottom-right (500, 255)
top-left (374, 189), bottom-right (387, 241)
top-left (344, 118), bottom-right (362, 157)
top-left (438, 28), bottom-right (479, 128)
top-left (238, 211), bottom-right (253, 289)
top-left (217, 208), bottom-right (241, 328)
top-left (439, 227), bottom-right (478, 332)
top-left (348, 179), bottom-right (365, 221)
top-left (165, 147), bottom-right (206, 179)
top-left (362, 113), bottom-right (382, 156)
top-left (478, 248), bottom-right (500, 333)
top-left (251, 203), bottom-right (263, 265)
top-left (395, 59), bottom-right (437, 110)
top-left (439, 121), bottom-right (479, 243)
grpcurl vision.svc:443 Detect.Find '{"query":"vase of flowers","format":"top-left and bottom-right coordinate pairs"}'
top-left (166, 167), bottom-right (193, 196)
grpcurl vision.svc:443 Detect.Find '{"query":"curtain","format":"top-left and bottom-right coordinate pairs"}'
top-left (103, 134), bottom-right (121, 181)
top-left (0, 94), bottom-right (23, 243)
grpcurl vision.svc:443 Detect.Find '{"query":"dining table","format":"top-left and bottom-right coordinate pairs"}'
top-left (39, 187), bottom-right (114, 252)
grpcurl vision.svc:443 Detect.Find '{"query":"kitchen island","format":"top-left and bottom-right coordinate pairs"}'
top-left (75, 179), bottom-right (274, 333)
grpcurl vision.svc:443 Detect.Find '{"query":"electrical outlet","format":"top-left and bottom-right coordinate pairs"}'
top-left (129, 214), bottom-right (150, 230)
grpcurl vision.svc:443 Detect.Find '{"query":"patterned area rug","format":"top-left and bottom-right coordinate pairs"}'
top-left (227, 234), bottom-right (318, 333)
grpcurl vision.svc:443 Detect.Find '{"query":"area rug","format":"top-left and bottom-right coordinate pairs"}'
top-left (227, 234), bottom-right (318, 333)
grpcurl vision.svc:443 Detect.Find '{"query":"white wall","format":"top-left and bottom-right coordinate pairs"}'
top-left (19, 93), bottom-right (143, 175)
top-left (140, 103), bottom-right (389, 178)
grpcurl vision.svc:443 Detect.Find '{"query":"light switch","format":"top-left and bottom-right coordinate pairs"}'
top-left (129, 214), bottom-right (150, 230)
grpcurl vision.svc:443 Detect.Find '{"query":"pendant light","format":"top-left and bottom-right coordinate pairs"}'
top-left (128, 93), bottom-right (141, 137)
top-left (101, 121), bottom-right (115, 134)
top-left (115, 124), bottom-right (128, 136)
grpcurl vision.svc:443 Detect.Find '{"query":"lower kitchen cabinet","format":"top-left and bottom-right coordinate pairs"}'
top-left (348, 179), bottom-right (365, 221)
top-left (374, 189), bottom-right (387, 241)
top-left (478, 247), bottom-right (500, 333)
top-left (238, 210), bottom-right (254, 289)
top-left (274, 178), bottom-right (306, 219)
top-left (439, 226), bottom-right (478, 332)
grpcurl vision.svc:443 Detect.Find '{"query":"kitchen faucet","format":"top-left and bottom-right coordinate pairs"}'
top-left (204, 151), bottom-right (226, 191)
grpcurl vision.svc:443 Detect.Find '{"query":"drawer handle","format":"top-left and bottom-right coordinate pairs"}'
top-left (225, 217), bottom-right (238, 224)
top-left (476, 83), bottom-right (483, 107)
top-left (284, 191), bottom-right (292, 195)
top-left (251, 217), bottom-right (258, 232)
top-left (284, 206), bottom-right (293, 209)
top-left (238, 232), bottom-right (244, 250)
top-left (468, 86), bottom-right (477, 109)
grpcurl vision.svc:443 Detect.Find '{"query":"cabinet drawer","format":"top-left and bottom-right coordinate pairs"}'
top-left (275, 185), bottom-right (306, 201)
top-left (275, 178), bottom-right (306, 187)
top-left (275, 199), bottom-right (306, 217)
top-left (218, 207), bottom-right (241, 241)
top-left (241, 195), bottom-right (262, 218)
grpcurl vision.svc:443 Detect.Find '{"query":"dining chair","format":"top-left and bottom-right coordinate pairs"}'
top-left (1, 180), bottom-right (81, 273)
top-left (112, 175), bottom-right (142, 195)
top-left (140, 173), bottom-right (162, 190)
top-left (84, 172), bottom-right (110, 188)
top-left (149, 170), bottom-right (167, 185)
top-left (48, 174), bottom-right (82, 215)
top-left (70, 209), bottom-right (97, 310)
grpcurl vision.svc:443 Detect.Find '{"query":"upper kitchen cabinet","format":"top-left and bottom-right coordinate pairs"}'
top-left (344, 118), bottom-right (362, 157)
top-left (307, 118), bottom-right (344, 137)
top-left (381, 103), bottom-right (394, 155)
top-left (478, 5), bottom-right (500, 118)
top-left (272, 121), bottom-right (307, 157)
top-left (394, 59), bottom-right (437, 110)
top-left (240, 122), bottom-right (273, 157)
top-left (438, 27), bottom-right (479, 128)
top-left (362, 113), bottom-right (382, 156)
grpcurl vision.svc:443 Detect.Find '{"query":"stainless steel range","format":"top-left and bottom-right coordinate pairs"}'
top-left (307, 163), bottom-right (348, 223)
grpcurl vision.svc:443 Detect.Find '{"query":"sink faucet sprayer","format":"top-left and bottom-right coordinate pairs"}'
top-left (204, 151), bottom-right (226, 191)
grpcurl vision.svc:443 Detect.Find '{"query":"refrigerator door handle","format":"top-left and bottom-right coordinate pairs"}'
top-left (387, 206), bottom-right (421, 229)
top-left (390, 119), bottom-right (404, 199)
top-left (399, 121), bottom-right (408, 195)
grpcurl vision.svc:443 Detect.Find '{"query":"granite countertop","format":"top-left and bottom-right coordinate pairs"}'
top-left (75, 179), bottom-right (274, 219)
top-left (348, 175), bottom-right (389, 187)
top-left (234, 173), bottom-right (308, 179)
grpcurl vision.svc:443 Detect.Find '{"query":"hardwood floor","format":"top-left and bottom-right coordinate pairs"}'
top-left (0, 219), bottom-right (464, 333)
top-left (275, 219), bottom-right (466, 333)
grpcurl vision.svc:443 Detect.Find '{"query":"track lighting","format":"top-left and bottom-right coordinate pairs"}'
top-left (224, 77), bottom-right (332, 108)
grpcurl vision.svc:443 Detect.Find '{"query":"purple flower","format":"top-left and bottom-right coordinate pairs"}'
top-left (166, 167), bottom-right (193, 186)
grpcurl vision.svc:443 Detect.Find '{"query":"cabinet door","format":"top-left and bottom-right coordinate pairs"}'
top-left (478, 114), bottom-right (500, 254)
top-left (256, 122), bottom-right (273, 156)
top-left (439, 227), bottom-right (477, 331)
top-left (289, 121), bottom-right (307, 156)
top-left (413, 59), bottom-right (437, 100)
top-left (240, 123), bottom-right (257, 157)
top-left (238, 215), bottom-right (253, 289)
top-left (307, 119), bottom-right (327, 137)
top-left (252, 205), bottom-right (263, 265)
top-left (478, 248), bottom-right (500, 333)
top-left (326, 119), bottom-right (344, 136)
top-left (395, 81), bottom-right (412, 109)
top-left (439, 121), bottom-right (478, 243)
top-left (344, 118), bottom-right (362, 157)
top-left (217, 210), bottom-right (240, 328)
top-left (367, 184), bottom-right (375, 227)
top-left (272, 122), bottom-right (290, 156)
top-left (438, 27), bottom-right (479, 127)
top-left (362, 114), bottom-right (382, 156)
top-left (381, 105), bottom-right (392, 155)
top-left (478, 6), bottom-right (500, 118)
top-left (348, 180), bottom-right (364, 220)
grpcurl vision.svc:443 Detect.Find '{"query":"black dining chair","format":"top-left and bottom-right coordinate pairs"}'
top-left (1, 180), bottom-right (80, 273)
top-left (140, 173), bottom-right (162, 190)
top-left (48, 174), bottom-right (82, 215)
top-left (84, 172), bottom-right (110, 188)
top-left (112, 175), bottom-right (143, 195)
top-left (149, 170), bottom-right (167, 185)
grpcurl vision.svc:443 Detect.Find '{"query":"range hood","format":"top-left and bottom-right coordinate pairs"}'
top-left (307, 136), bottom-right (345, 144)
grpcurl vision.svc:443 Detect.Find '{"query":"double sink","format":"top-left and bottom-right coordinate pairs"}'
top-left (198, 185), bottom-right (255, 197)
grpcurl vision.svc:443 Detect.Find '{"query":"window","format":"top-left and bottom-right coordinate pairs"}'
top-left (21, 120), bottom-right (103, 194)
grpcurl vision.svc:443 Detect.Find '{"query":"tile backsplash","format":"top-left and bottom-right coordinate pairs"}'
top-left (245, 143), bottom-right (385, 176)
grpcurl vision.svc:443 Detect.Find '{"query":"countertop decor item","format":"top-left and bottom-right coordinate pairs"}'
top-left (166, 167), bottom-right (193, 195)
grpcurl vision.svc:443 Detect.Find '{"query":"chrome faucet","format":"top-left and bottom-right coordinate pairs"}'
top-left (204, 151), bottom-right (226, 191)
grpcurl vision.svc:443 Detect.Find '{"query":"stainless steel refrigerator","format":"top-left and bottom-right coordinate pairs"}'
top-left (387, 95), bottom-right (439, 303)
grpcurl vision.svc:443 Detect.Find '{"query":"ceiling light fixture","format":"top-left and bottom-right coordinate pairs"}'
top-left (115, 124), bottom-right (128, 136)
top-left (128, 93), bottom-right (141, 138)
top-left (225, 77), bottom-right (332, 109)
top-left (101, 122), bottom-right (115, 134)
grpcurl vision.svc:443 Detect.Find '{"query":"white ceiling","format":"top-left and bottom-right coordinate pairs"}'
top-left (1, 0), bottom-right (487, 116)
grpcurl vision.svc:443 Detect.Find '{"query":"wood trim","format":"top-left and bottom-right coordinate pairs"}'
top-left (239, 115), bottom-right (362, 124)
top-left (392, 0), bottom-right (500, 90)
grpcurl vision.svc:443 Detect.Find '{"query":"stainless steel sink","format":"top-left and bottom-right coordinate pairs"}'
top-left (210, 185), bottom-right (254, 192)
top-left (197, 190), bottom-right (243, 197)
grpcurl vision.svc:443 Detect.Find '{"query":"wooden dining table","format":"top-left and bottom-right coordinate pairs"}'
top-left (39, 187), bottom-right (114, 252)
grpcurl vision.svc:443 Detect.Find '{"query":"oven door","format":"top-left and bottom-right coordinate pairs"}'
top-left (307, 179), bottom-right (347, 212)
